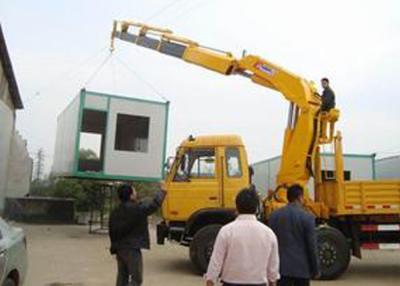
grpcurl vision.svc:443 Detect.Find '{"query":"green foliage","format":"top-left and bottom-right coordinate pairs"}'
top-left (52, 179), bottom-right (89, 211)
top-left (30, 176), bottom-right (162, 213)
top-left (132, 182), bottom-right (160, 199)
top-left (30, 177), bottom-right (55, 197)
top-left (79, 148), bottom-right (99, 160)
top-left (30, 176), bottom-right (105, 212)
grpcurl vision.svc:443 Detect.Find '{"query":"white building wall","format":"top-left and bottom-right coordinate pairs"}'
top-left (252, 154), bottom-right (375, 198)
top-left (52, 94), bottom-right (80, 175)
top-left (375, 156), bottom-right (400, 179)
top-left (319, 155), bottom-right (374, 180)
top-left (0, 27), bottom-right (32, 213)
top-left (6, 131), bottom-right (33, 197)
top-left (0, 100), bottom-right (14, 210)
top-left (252, 156), bottom-right (280, 196)
top-left (105, 96), bottom-right (167, 179)
top-left (0, 64), bottom-right (14, 111)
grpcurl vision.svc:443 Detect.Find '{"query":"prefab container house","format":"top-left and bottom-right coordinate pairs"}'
top-left (52, 89), bottom-right (169, 182)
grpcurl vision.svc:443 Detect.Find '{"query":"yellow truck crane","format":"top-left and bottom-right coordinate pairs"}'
top-left (111, 20), bottom-right (400, 279)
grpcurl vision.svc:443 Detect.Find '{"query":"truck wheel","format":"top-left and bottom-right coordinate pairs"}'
top-left (317, 226), bottom-right (351, 280)
top-left (2, 278), bottom-right (16, 286)
top-left (189, 224), bottom-right (222, 273)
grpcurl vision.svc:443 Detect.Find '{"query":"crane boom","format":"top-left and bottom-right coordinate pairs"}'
top-left (111, 20), bottom-right (319, 108)
top-left (111, 20), bottom-right (340, 208)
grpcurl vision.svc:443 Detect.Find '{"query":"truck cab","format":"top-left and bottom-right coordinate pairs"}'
top-left (157, 135), bottom-right (250, 271)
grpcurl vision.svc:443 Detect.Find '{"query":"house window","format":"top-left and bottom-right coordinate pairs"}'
top-left (321, 170), bottom-right (351, 181)
top-left (78, 109), bottom-right (107, 172)
top-left (114, 114), bottom-right (150, 152)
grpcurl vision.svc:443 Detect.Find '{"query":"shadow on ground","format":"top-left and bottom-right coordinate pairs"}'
top-left (158, 257), bottom-right (200, 276)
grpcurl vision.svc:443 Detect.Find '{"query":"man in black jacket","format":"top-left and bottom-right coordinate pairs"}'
top-left (109, 184), bottom-right (166, 286)
top-left (321, 78), bottom-right (336, 112)
top-left (269, 185), bottom-right (320, 286)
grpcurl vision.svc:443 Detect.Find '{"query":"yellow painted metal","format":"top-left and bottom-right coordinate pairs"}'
top-left (111, 20), bottom-right (400, 221)
top-left (162, 135), bottom-right (249, 221)
top-left (336, 181), bottom-right (400, 215)
top-left (182, 46), bottom-right (236, 74)
top-left (314, 133), bottom-right (400, 216)
top-left (179, 135), bottom-right (244, 148)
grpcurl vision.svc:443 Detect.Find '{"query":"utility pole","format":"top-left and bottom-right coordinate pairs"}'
top-left (34, 148), bottom-right (45, 181)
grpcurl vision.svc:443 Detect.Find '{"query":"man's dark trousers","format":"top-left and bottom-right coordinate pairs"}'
top-left (278, 276), bottom-right (310, 286)
top-left (116, 249), bottom-right (142, 286)
top-left (109, 191), bottom-right (166, 286)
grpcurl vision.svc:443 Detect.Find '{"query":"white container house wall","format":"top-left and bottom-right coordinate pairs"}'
top-left (52, 89), bottom-right (169, 181)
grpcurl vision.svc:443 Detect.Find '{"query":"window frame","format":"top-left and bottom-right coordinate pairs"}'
top-left (225, 147), bottom-right (243, 178)
top-left (173, 148), bottom-right (217, 181)
top-left (114, 113), bottom-right (150, 153)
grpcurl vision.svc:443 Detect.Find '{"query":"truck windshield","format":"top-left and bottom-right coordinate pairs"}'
top-left (174, 148), bottom-right (216, 181)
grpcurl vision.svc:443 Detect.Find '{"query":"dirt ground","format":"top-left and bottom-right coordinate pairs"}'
top-left (20, 223), bottom-right (399, 286)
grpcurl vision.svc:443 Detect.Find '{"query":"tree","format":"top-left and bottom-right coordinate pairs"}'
top-left (33, 148), bottom-right (45, 181)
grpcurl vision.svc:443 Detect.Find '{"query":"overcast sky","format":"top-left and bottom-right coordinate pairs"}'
top-left (1, 0), bottom-right (399, 174)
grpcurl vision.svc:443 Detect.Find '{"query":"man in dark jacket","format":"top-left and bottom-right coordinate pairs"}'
top-left (269, 185), bottom-right (320, 286)
top-left (321, 78), bottom-right (336, 112)
top-left (109, 184), bottom-right (166, 286)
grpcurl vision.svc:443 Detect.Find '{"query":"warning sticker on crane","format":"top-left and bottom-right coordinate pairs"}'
top-left (255, 62), bottom-right (276, 76)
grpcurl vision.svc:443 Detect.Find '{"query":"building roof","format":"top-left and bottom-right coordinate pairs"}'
top-left (376, 154), bottom-right (400, 162)
top-left (252, 152), bottom-right (375, 166)
top-left (0, 24), bottom-right (23, 109)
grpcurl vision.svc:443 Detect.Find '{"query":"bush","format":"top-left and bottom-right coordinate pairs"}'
top-left (30, 177), bottom-right (103, 212)
top-left (30, 177), bottom-right (162, 213)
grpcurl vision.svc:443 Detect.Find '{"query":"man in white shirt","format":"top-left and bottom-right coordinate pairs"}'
top-left (205, 188), bottom-right (280, 286)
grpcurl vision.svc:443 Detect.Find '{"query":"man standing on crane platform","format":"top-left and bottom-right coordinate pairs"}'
top-left (321, 78), bottom-right (336, 112)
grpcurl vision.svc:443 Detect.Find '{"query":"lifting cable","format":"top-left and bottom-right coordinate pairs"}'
top-left (62, 49), bottom-right (170, 103)
top-left (83, 51), bottom-right (114, 87)
top-left (113, 54), bottom-right (170, 103)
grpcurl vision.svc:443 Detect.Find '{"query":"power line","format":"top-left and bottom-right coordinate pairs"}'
top-left (145, 0), bottom-right (184, 21)
top-left (24, 45), bottom-right (109, 104)
top-left (163, 0), bottom-right (212, 26)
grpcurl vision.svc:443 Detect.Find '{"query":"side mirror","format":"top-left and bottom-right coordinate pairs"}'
top-left (180, 155), bottom-right (187, 172)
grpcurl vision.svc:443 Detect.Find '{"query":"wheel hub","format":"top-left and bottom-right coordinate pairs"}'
top-left (319, 242), bottom-right (337, 267)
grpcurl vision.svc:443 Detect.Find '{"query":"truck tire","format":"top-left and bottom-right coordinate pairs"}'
top-left (2, 278), bottom-right (16, 286)
top-left (189, 224), bottom-right (222, 273)
top-left (317, 226), bottom-right (351, 280)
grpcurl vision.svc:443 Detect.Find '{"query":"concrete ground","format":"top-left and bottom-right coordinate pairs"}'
top-left (20, 223), bottom-right (399, 286)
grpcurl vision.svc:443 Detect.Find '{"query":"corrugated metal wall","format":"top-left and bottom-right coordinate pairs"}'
top-left (252, 154), bottom-right (375, 198)
top-left (375, 155), bottom-right (400, 179)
